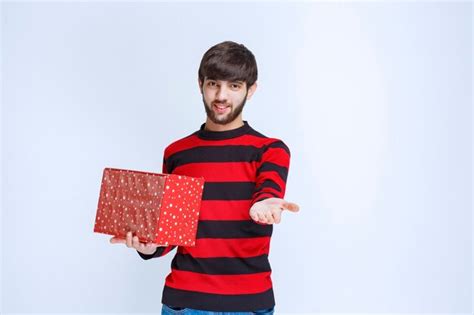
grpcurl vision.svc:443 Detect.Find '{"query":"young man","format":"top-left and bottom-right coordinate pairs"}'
top-left (111, 41), bottom-right (299, 314)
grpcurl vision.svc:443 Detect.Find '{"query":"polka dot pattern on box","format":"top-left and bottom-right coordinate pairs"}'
top-left (94, 168), bottom-right (204, 246)
top-left (154, 174), bottom-right (204, 247)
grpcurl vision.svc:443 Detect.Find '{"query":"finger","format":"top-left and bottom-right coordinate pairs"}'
top-left (257, 212), bottom-right (267, 223)
top-left (264, 211), bottom-right (274, 224)
top-left (132, 235), bottom-right (141, 249)
top-left (271, 208), bottom-right (282, 224)
top-left (271, 207), bottom-right (282, 215)
top-left (140, 242), bottom-right (152, 251)
top-left (110, 237), bottom-right (126, 245)
top-left (282, 202), bottom-right (300, 212)
top-left (273, 213), bottom-right (281, 224)
top-left (249, 210), bottom-right (259, 222)
top-left (126, 231), bottom-right (133, 248)
top-left (263, 213), bottom-right (272, 224)
top-left (250, 213), bottom-right (260, 222)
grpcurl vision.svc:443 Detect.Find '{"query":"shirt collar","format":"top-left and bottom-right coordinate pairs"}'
top-left (197, 120), bottom-right (252, 140)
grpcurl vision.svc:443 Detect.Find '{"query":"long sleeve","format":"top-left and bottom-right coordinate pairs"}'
top-left (250, 140), bottom-right (291, 206)
top-left (137, 149), bottom-right (177, 260)
top-left (137, 245), bottom-right (176, 260)
top-left (153, 121), bottom-right (283, 311)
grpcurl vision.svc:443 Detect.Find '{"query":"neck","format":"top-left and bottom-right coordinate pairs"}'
top-left (204, 117), bottom-right (244, 132)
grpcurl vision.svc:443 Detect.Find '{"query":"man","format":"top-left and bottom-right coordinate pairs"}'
top-left (110, 41), bottom-right (299, 315)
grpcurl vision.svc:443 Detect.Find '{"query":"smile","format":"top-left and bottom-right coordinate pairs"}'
top-left (213, 104), bottom-right (230, 114)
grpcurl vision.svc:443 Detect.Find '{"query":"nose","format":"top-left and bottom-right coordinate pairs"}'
top-left (215, 85), bottom-right (229, 102)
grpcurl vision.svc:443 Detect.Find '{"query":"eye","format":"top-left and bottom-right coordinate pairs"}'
top-left (231, 84), bottom-right (241, 89)
top-left (207, 81), bottom-right (216, 87)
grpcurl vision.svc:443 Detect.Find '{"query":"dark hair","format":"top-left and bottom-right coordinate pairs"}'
top-left (198, 41), bottom-right (258, 89)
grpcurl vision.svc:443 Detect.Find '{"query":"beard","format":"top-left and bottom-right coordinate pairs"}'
top-left (202, 90), bottom-right (248, 125)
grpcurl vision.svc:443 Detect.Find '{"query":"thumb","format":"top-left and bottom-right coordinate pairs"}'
top-left (110, 236), bottom-right (125, 244)
top-left (282, 201), bottom-right (300, 212)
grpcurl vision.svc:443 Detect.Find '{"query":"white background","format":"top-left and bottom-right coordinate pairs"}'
top-left (1, 1), bottom-right (472, 314)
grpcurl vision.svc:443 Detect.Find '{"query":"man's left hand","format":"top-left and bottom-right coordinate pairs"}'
top-left (249, 197), bottom-right (300, 224)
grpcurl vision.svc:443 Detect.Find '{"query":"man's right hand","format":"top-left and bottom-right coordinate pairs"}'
top-left (110, 231), bottom-right (164, 255)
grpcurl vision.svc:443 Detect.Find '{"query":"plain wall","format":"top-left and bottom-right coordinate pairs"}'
top-left (1, 1), bottom-right (472, 314)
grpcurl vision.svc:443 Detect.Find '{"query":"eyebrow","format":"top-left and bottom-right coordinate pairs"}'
top-left (206, 79), bottom-right (244, 84)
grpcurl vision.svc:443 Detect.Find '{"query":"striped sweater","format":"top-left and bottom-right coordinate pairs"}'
top-left (137, 120), bottom-right (291, 312)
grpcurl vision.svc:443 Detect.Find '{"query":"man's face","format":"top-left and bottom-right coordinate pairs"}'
top-left (200, 78), bottom-right (251, 125)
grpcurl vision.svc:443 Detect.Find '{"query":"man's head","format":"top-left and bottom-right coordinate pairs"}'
top-left (198, 41), bottom-right (258, 126)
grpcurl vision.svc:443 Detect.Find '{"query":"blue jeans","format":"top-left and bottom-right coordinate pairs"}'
top-left (161, 303), bottom-right (275, 315)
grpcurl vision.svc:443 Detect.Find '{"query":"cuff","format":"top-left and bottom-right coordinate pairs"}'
top-left (137, 247), bottom-right (164, 260)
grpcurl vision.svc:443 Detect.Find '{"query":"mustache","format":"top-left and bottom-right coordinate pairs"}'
top-left (213, 101), bottom-right (230, 107)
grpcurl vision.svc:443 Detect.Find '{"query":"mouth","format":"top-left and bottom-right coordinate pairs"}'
top-left (213, 104), bottom-right (230, 114)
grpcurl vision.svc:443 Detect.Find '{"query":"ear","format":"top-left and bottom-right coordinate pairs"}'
top-left (246, 81), bottom-right (258, 100)
top-left (198, 78), bottom-right (203, 94)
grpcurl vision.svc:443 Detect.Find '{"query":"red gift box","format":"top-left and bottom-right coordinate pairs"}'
top-left (93, 167), bottom-right (204, 246)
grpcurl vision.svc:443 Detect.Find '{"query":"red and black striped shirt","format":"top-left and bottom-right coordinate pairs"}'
top-left (137, 120), bottom-right (291, 312)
